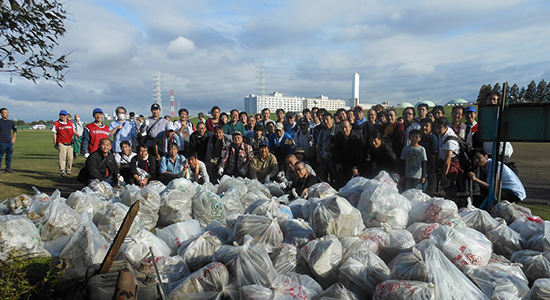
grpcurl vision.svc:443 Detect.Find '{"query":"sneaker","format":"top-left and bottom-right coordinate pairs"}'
top-left (5, 168), bottom-right (14, 173)
top-left (61, 171), bottom-right (67, 177)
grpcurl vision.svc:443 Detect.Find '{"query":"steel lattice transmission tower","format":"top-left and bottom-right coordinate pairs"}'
top-left (153, 73), bottom-right (163, 111)
top-left (257, 62), bottom-right (266, 96)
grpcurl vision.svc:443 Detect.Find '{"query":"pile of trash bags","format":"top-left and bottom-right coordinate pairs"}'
top-left (1, 171), bottom-right (550, 299)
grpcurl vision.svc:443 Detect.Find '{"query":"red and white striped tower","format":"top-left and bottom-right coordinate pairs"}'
top-left (170, 90), bottom-right (175, 118)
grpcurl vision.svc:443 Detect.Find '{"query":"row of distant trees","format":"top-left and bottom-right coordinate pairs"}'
top-left (477, 80), bottom-right (550, 104)
top-left (13, 120), bottom-right (55, 127)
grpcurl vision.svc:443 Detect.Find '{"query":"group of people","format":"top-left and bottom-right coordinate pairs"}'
top-left (0, 90), bottom-right (526, 207)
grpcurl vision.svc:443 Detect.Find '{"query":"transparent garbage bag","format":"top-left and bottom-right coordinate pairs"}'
top-left (192, 189), bottom-right (226, 227)
top-left (309, 182), bottom-right (338, 199)
top-left (265, 182), bottom-right (285, 197)
top-left (464, 265), bottom-right (529, 298)
top-left (510, 250), bottom-right (550, 282)
top-left (389, 248), bottom-right (433, 282)
top-left (487, 253), bottom-right (529, 284)
top-left (157, 255), bottom-right (191, 285)
top-left (311, 195), bottom-right (364, 239)
top-left (408, 198), bottom-right (463, 227)
top-left (490, 200), bottom-right (532, 225)
top-left (524, 278), bottom-right (550, 300)
top-left (373, 280), bottom-right (436, 300)
top-left (401, 189), bottom-right (432, 206)
top-left (221, 187), bottom-right (245, 216)
top-left (241, 273), bottom-right (322, 300)
top-left (340, 236), bottom-right (379, 263)
top-left (0, 215), bottom-right (49, 260)
top-left (359, 227), bottom-right (391, 250)
top-left (300, 235), bottom-right (342, 288)
top-left (301, 197), bottom-right (323, 221)
top-left (205, 220), bottom-right (231, 245)
top-left (164, 178), bottom-right (198, 195)
top-left (429, 225), bottom-right (493, 270)
top-left (156, 219), bottom-right (203, 254)
top-left (406, 222), bottom-right (440, 243)
top-left (338, 249), bottom-right (390, 299)
top-left (166, 262), bottom-right (238, 300)
top-left (311, 283), bottom-right (360, 300)
top-left (459, 207), bottom-right (501, 234)
top-left (158, 189), bottom-right (194, 226)
top-left (422, 244), bottom-right (489, 299)
top-left (66, 190), bottom-right (109, 225)
top-left (270, 243), bottom-right (300, 275)
top-left (338, 176), bottom-right (370, 207)
top-left (486, 224), bottom-right (525, 258)
top-left (490, 291), bottom-right (521, 300)
top-left (39, 198), bottom-right (81, 242)
top-left (27, 199), bottom-right (51, 225)
top-left (55, 212), bottom-right (109, 287)
top-left (244, 178), bottom-right (272, 199)
top-left (279, 218), bottom-right (315, 248)
top-left (96, 202), bottom-right (146, 242)
top-left (122, 185), bottom-right (161, 230)
top-left (213, 235), bottom-right (277, 289)
top-left (509, 215), bottom-right (545, 241)
top-left (245, 198), bottom-right (294, 220)
top-left (218, 175), bottom-right (248, 196)
top-left (378, 229), bottom-right (416, 264)
top-left (180, 231), bottom-right (224, 272)
top-left (288, 198), bottom-right (308, 219)
top-left (526, 221), bottom-right (550, 252)
top-left (117, 229), bottom-right (172, 268)
top-left (357, 182), bottom-right (411, 229)
top-left (241, 192), bottom-right (268, 211)
top-left (233, 214), bottom-right (283, 253)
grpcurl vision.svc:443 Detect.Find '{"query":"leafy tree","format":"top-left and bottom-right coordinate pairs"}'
top-left (492, 83), bottom-right (501, 94)
top-left (535, 79), bottom-right (547, 102)
top-left (509, 83), bottom-right (519, 103)
top-left (503, 82), bottom-right (511, 103)
top-left (476, 84), bottom-right (488, 103)
top-left (525, 80), bottom-right (537, 102)
top-left (518, 87), bottom-right (526, 102)
top-left (0, 0), bottom-right (69, 84)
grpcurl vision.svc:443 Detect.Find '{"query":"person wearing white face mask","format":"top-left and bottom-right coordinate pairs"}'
top-left (109, 106), bottom-right (137, 154)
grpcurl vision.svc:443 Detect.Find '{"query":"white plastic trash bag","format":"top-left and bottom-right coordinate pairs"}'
top-left (66, 190), bottom-right (108, 224)
top-left (490, 200), bottom-right (532, 225)
top-left (338, 249), bottom-right (390, 299)
top-left (0, 215), bottom-right (49, 260)
top-left (300, 235), bottom-right (342, 288)
top-left (340, 236), bottom-right (379, 262)
top-left (526, 221), bottom-right (550, 252)
top-left (245, 198), bottom-right (293, 220)
top-left (233, 214), bottom-right (283, 253)
top-left (156, 220), bottom-right (203, 254)
top-left (192, 189), bottom-right (226, 227)
top-left (378, 229), bottom-right (416, 264)
top-left (510, 250), bottom-right (550, 282)
top-left (389, 248), bottom-right (433, 282)
top-left (270, 243), bottom-right (299, 275)
top-left (338, 176), bottom-right (370, 206)
top-left (167, 262), bottom-right (237, 300)
top-left (408, 198), bottom-right (463, 227)
top-left (40, 199), bottom-right (81, 242)
top-left (401, 189), bottom-right (432, 205)
top-left (158, 189), bottom-right (193, 226)
top-left (312, 283), bottom-right (360, 300)
top-left (213, 235), bottom-right (277, 289)
top-left (485, 224), bottom-right (525, 258)
top-left (96, 202), bottom-right (146, 242)
top-left (279, 218), bottom-right (315, 248)
top-left (373, 280), bottom-right (435, 300)
top-left (122, 185), bottom-right (161, 230)
top-left (117, 230), bottom-right (172, 268)
top-left (241, 274), bottom-right (322, 300)
top-left (524, 278), bottom-right (550, 300)
top-left (459, 207), bottom-right (500, 234)
top-left (509, 215), bottom-right (545, 241)
top-left (463, 265), bottom-right (529, 298)
top-left (357, 182), bottom-right (411, 229)
top-left (180, 231), bottom-right (224, 272)
top-left (309, 182), bottom-right (338, 199)
top-left (406, 222), bottom-right (440, 243)
top-left (311, 195), bottom-right (364, 239)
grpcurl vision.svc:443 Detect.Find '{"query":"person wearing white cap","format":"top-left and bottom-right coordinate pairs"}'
top-left (154, 123), bottom-right (180, 161)
top-left (268, 122), bottom-right (295, 170)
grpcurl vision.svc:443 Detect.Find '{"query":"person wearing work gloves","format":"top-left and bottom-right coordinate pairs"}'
top-left (218, 131), bottom-right (254, 178)
top-left (109, 106), bottom-right (136, 154)
top-left (288, 161), bottom-right (319, 200)
top-left (249, 144), bottom-right (279, 183)
top-left (81, 108), bottom-right (110, 158)
top-left (77, 138), bottom-right (118, 186)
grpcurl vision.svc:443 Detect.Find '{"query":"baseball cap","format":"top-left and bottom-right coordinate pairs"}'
top-left (151, 103), bottom-right (161, 111)
top-left (166, 124), bottom-right (176, 131)
top-left (275, 123), bottom-right (284, 131)
top-left (294, 147), bottom-right (305, 154)
top-left (232, 131), bottom-right (243, 136)
top-left (59, 110), bottom-right (68, 116)
top-left (92, 108), bottom-right (104, 115)
top-left (465, 106), bottom-right (477, 113)
top-left (198, 112), bottom-right (205, 117)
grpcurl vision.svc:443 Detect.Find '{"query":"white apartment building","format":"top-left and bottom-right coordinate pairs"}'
top-left (244, 92), bottom-right (348, 114)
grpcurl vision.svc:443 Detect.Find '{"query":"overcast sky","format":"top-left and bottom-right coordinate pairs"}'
top-left (2, 0), bottom-right (550, 122)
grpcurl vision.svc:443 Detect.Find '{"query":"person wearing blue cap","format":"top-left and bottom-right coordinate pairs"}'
top-left (465, 106), bottom-right (478, 147)
top-left (52, 110), bottom-right (74, 176)
top-left (81, 108), bottom-right (110, 158)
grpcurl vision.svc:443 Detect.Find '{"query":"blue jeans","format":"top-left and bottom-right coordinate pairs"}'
top-left (0, 142), bottom-right (13, 169)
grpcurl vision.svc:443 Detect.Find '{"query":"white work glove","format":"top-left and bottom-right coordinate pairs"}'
top-left (265, 175), bottom-right (271, 183)
top-left (240, 167), bottom-right (247, 176)
top-left (291, 188), bottom-right (299, 199)
top-left (276, 171), bottom-right (285, 181)
top-left (84, 153), bottom-right (90, 159)
top-left (279, 181), bottom-right (287, 190)
top-left (217, 167), bottom-right (224, 176)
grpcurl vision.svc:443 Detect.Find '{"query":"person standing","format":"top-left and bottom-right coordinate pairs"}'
top-left (52, 110), bottom-right (74, 177)
top-left (400, 129), bottom-right (427, 190)
top-left (0, 108), bottom-right (17, 174)
top-left (224, 109), bottom-right (246, 136)
top-left (73, 114), bottom-right (84, 158)
top-left (109, 106), bottom-right (136, 154)
top-left (174, 108), bottom-right (195, 154)
top-left (205, 106), bottom-right (222, 132)
top-left (140, 103), bottom-right (170, 157)
top-left (81, 108), bottom-right (110, 158)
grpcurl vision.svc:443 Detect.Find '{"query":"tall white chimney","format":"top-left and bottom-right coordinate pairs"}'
top-left (349, 72), bottom-right (359, 107)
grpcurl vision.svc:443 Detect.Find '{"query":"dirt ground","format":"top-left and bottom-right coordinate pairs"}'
top-left (509, 142), bottom-right (550, 205)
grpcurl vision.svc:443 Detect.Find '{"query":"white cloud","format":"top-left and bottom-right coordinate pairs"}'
top-left (167, 36), bottom-right (196, 55)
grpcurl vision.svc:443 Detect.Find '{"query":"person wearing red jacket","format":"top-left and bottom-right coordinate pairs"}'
top-left (81, 108), bottom-right (110, 157)
top-left (52, 110), bottom-right (74, 177)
